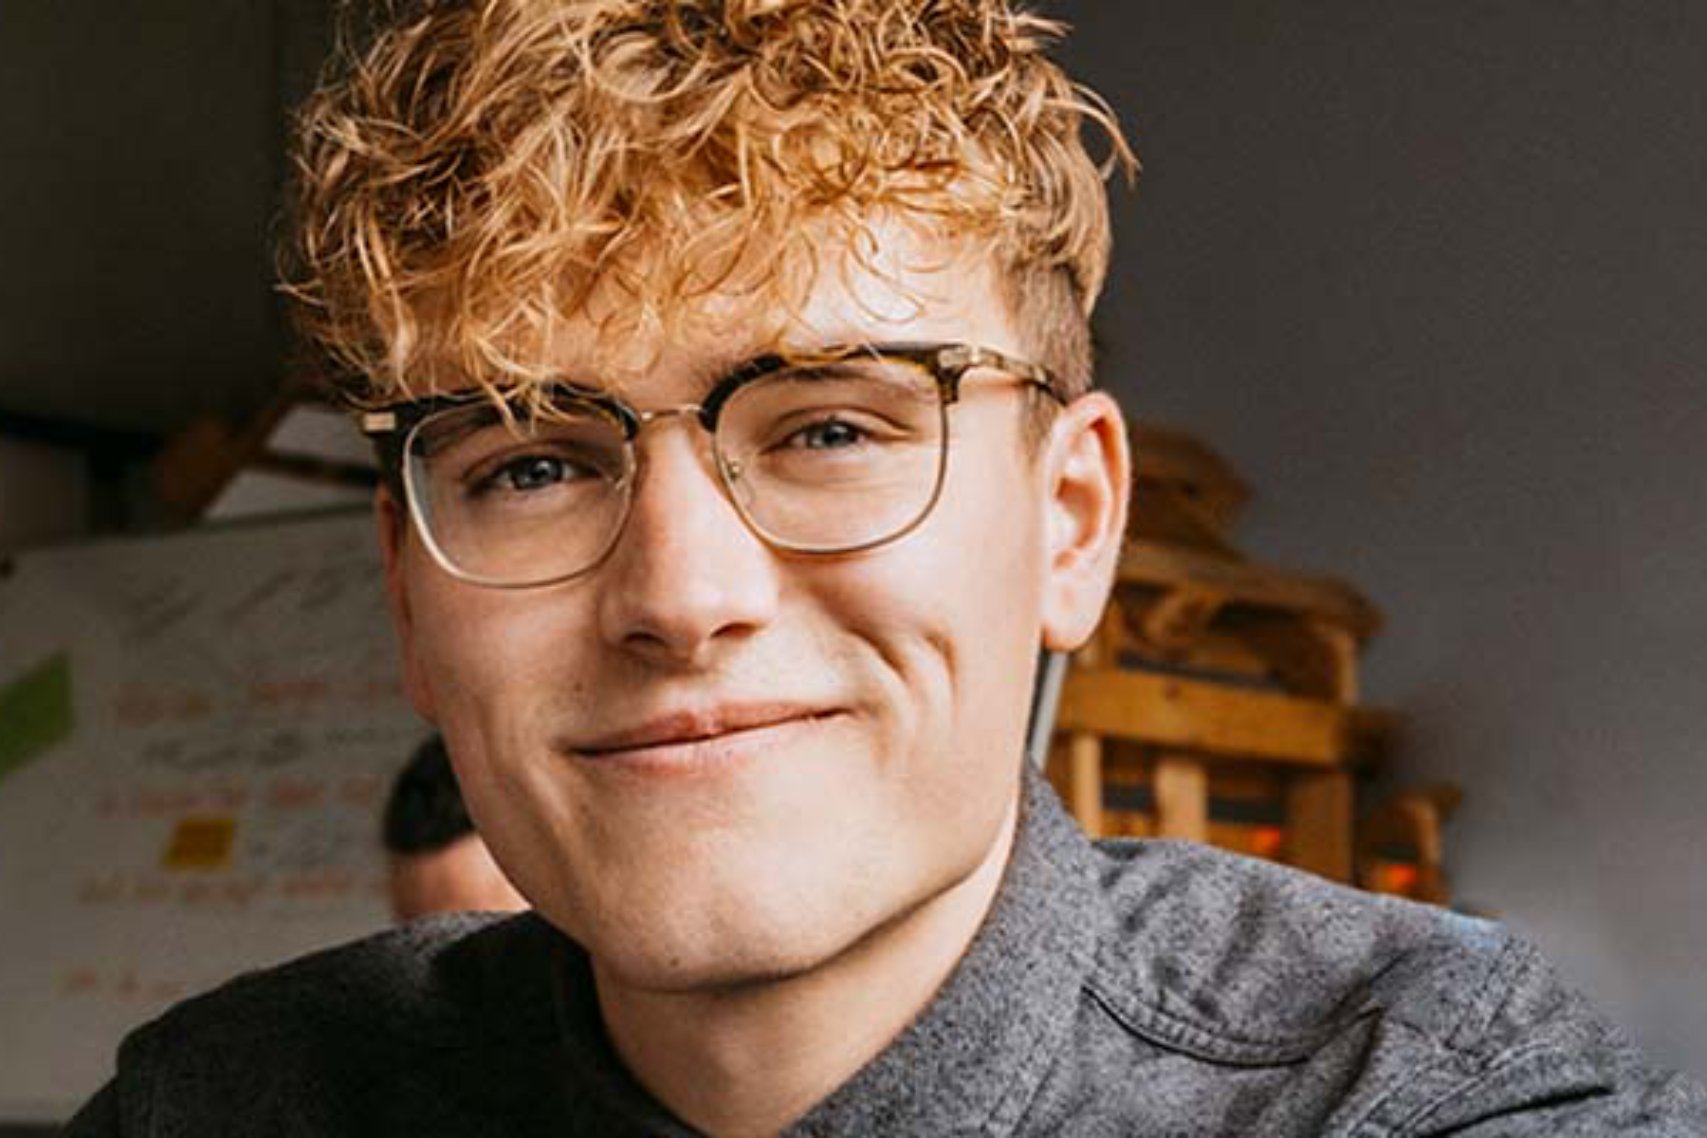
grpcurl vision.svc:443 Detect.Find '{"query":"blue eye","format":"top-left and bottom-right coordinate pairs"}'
top-left (501, 455), bottom-right (572, 491)
top-left (793, 417), bottom-right (867, 450)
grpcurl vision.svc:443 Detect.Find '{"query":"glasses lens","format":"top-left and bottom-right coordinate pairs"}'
top-left (716, 355), bottom-right (947, 551)
top-left (404, 397), bottom-right (632, 586)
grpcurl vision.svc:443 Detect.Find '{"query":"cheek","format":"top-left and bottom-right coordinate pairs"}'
top-left (926, 444), bottom-right (1048, 660)
top-left (404, 559), bottom-right (588, 721)
top-left (811, 459), bottom-right (1048, 765)
top-left (397, 565), bottom-right (596, 876)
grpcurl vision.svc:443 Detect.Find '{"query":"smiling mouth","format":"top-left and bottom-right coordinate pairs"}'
top-left (572, 706), bottom-right (840, 761)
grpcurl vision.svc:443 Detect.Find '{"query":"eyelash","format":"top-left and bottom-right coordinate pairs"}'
top-left (777, 415), bottom-right (871, 451)
top-left (465, 449), bottom-right (596, 498)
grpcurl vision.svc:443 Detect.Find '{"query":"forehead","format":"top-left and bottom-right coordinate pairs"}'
top-left (548, 217), bottom-right (1018, 397)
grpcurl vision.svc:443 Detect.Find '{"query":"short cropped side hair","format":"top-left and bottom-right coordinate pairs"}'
top-left (382, 735), bottom-right (476, 856)
top-left (286, 0), bottom-right (1134, 404)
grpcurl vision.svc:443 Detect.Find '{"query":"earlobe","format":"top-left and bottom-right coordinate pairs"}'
top-left (1038, 392), bottom-right (1131, 652)
top-left (376, 487), bottom-right (439, 723)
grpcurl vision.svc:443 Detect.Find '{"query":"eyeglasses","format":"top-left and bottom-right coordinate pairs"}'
top-left (360, 341), bottom-right (1063, 589)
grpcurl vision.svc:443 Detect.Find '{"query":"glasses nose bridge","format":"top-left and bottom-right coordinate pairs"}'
top-left (623, 401), bottom-right (745, 527)
top-left (630, 402), bottom-right (716, 439)
top-left (625, 400), bottom-right (730, 485)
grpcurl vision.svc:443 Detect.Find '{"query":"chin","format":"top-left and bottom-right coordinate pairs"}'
top-left (580, 904), bottom-right (862, 994)
top-left (617, 939), bottom-right (832, 994)
top-left (571, 836), bottom-right (982, 997)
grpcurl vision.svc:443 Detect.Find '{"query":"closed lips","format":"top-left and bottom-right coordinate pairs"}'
top-left (573, 706), bottom-right (836, 756)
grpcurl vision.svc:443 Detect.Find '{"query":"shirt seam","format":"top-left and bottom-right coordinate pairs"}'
top-left (1080, 968), bottom-right (1334, 1066)
top-left (1345, 937), bottom-right (1580, 1136)
top-left (1351, 1035), bottom-right (1609, 1137)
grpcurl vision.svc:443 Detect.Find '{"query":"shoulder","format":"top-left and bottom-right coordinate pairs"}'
top-left (133, 910), bottom-right (555, 1051)
top-left (1086, 839), bottom-right (1530, 1060)
top-left (1083, 840), bottom-right (1707, 1130)
top-left (99, 912), bottom-right (566, 1133)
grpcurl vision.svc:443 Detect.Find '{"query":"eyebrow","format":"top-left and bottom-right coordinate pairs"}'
top-left (543, 350), bottom-right (732, 405)
top-left (408, 403), bottom-right (506, 454)
top-left (366, 341), bottom-right (892, 437)
top-left (560, 341), bottom-right (870, 399)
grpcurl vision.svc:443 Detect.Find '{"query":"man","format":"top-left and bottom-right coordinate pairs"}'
top-left (382, 735), bottom-right (529, 920)
top-left (70, 1), bottom-right (1705, 1134)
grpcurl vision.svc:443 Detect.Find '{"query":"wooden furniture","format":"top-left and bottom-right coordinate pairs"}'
top-left (152, 384), bottom-right (376, 523)
top-left (1356, 784), bottom-right (1462, 904)
top-left (1047, 423), bottom-right (1401, 884)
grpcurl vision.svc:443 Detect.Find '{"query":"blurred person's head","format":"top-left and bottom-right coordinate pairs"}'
top-left (382, 735), bottom-right (528, 921)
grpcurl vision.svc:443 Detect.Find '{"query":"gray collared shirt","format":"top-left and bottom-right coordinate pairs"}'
top-left (70, 769), bottom-right (1706, 1135)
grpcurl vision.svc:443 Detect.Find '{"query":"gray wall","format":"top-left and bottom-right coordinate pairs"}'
top-left (1061, 1), bottom-right (1707, 1072)
top-left (0, 2), bottom-right (283, 433)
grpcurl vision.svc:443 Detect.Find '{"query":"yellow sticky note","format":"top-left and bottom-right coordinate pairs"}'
top-left (163, 815), bottom-right (237, 871)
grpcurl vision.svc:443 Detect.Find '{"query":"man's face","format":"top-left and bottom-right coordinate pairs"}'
top-left (382, 220), bottom-right (1118, 991)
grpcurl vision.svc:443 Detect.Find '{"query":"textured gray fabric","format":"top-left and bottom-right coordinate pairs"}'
top-left (66, 769), bottom-right (1707, 1136)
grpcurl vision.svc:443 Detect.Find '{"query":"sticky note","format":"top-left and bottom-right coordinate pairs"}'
top-left (164, 815), bottom-right (238, 871)
top-left (0, 653), bottom-right (74, 784)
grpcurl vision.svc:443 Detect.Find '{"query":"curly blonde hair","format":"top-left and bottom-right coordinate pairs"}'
top-left (285, 0), bottom-right (1134, 404)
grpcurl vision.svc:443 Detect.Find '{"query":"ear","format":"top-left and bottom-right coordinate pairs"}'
top-left (376, 486), bottom-right (439, 724)
top-left (1038, 392), bottom-right (1130, 652)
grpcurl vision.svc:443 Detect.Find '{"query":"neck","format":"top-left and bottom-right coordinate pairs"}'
top-left (591, 795), bottom-right (1020, 1138)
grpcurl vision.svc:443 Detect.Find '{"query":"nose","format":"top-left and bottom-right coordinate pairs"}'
top-left (594, 421), bottom-right (781, 667)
